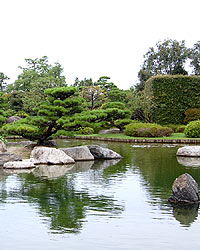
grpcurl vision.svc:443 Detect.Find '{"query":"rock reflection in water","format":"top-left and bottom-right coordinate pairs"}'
top-left (171, 204), bottom-right (199, 227)
top-left (177, 156), bottom-right (200, 168)
top-left (92, 159), bottom-right (121, 170)
top-left (71, 161), bottom-right (94, 173)
top-left (32, 164), bottom-right (74, 179)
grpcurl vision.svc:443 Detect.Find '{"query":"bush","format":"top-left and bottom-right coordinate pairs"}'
top-left (53, 130), bottom-right (75, 137)
top-left (125, 122), bottom-right (173, 137)
top-left (114, 119), bottom-right (135, 131)
top-left (184, 108), bottom-right (200, 124)
top-left (76, 127), bottom-right (94, 135)
top-left (184, 120), bottom-right (200, 138)
top-left (166, 124), bottom-right (185, 133)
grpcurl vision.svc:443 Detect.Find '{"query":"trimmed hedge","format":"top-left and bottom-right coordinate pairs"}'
top-left (145, 75), bottom-right (200, 124)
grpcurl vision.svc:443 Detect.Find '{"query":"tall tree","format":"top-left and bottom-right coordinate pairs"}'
top-left (190, 41), bottom-right (200, 75)
top-left (0, 72), bottom-right (9, 92)
top-left (136, 39), bottom-right (191, 91)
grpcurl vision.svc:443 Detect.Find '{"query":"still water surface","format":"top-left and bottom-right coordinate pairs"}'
top-left (1, 140), bottom-right (200, 249)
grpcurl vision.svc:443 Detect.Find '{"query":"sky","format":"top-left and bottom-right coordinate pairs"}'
top-left (1, 0), bottom-right (200, 89)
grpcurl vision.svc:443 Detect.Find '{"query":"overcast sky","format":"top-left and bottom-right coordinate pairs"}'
top-left (1, 0), bottom-right (200, 89)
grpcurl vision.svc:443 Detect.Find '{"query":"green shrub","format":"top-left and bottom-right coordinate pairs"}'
top-left (184, 108), bottom-right (200, 124)
top-left (175, 125), bottom-right (185, 133)
top-left (53, 130), bottom-right (75, 137)
top-left (125, 122), bottom-right (173, 137)
top-left (184, 120), bottom-right (200, 138)
top-left (114, 119), bottom-right (134, 131)
top-left (76, 127), bottom-right (94, 135)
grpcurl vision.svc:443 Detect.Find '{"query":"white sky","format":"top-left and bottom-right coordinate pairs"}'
top-left (1, 0), bottom-right (200, 89)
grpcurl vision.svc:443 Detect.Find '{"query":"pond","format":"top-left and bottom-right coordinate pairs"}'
top-left (1, 139), bottom-right (200, 250)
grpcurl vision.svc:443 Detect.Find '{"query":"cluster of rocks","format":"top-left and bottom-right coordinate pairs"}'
top-left (1, 144), bottom-right (121, 170)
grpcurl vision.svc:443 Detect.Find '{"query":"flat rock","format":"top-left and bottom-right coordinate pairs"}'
top-left (3, 160), bottom-right (35, 169)
top-left (30, 146), bottom-right (75, 165)
top-left (177, 146), bottom-right (200, 157)
top-left (88, 145), bottom-right (121, 159)
top-left (169, 173), bottom-right (200, 204)
top-left (6, 116), bottom-right (21, 124)
top-left (61, 146), bottom-right (94, 161)
top-left (0, 152), bottom-right (22, 166)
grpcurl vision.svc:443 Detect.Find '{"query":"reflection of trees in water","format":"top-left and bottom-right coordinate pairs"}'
top-left (0, 168), bottom-right (124, 234)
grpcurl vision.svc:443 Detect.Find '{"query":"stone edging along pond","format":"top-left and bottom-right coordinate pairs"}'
top-left (57, 136), bottom-right (200, 144)
top-left (5, 135), bottom-right (200, 144)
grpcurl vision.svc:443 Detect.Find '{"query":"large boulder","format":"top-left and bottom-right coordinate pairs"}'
top-left (0, 152), bottom-right (22, 166)
top-left (30, 146), bottom-right (75, 165)
top-left (61, 146), bottom-right (94, 161)
top-left (3, 160), bottom-right (35, 169)
top-left (32, 164), bottom-right (74, 179)
top-left (177, 146), bottom-right (200, 157)
top-left (88, 145), bottom-right (121, 159)
top-left (6, 116), bottom-right (21, 124)
top-left (168, 173), bottom-right (200, 204)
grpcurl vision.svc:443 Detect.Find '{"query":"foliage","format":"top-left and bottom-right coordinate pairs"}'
top-left (136, 39), bottom-right (190, 91)
top-left (101, 102), bottom-right (125, 110)
top-left (80, 85), bottom-right (106, 110)
top-left (76, 127), bottom-right (94, 135)
top-left (190, 41), bottom-right (200, 75)
top-left (145, 75), bottom-right (200, 124)
top-left (3, 87), bottom-right (83, 144)
top-left (114, 119), bottom-right (133, 131)
top-left (184, 108), bottom-right (200, 124)
top-left (125, 122), bottom-right (172, 137)
top-left (184, 120), bottom-right (200, 138)
top-left (125, 122), bottom-right (161, 136)
top-left (0, 72), bottom-right (9, 92)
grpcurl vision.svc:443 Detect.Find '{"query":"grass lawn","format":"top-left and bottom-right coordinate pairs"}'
top-left (77, 133), bottom-right (200, 141)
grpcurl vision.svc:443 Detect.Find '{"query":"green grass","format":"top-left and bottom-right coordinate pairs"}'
top-left (77, 133), bottom-right (200, 140)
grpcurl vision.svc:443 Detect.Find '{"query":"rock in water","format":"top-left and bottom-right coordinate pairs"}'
top-left (177, 146), bottom-right (200, 157)
top-left (88, 145), bottom-right (121, 159)
top-left (0, 140), bottom-right (7, 152)
top-left (168, 173), bottom-right (200, 204)
top-left (30, 146), bottom-right (75, 165)
top-left (61, 146), bottom-right (94, 161)
top-left (0, 152), bottom-right (22, 166)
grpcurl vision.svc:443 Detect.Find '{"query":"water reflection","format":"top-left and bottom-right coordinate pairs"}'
top-left (177, 156), bottom-right (200, 168)
top-left (171, 204), bottom-right (199, 227)
top-left (32, 164), bottom-right (74, 179)
top-left (0, 158), bottom-right (124, 234)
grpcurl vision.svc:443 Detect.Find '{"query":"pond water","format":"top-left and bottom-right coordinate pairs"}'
top-left (1, 139), bottom-right (200, 249)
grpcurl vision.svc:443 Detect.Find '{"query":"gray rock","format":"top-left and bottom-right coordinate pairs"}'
top-left (0, 152), bottom-right (22, 166)
top-left (32, 164), bottom-right (74, 179)
top-left (168, 173), bottom-right (200, 204)
top-left (0, 140), bottom-right (7, 152)
top-left (99, 128), bottom-right (120, 134)
top-left (30, 146), bottom-right (75, 165)
top-left (61, 146), bottom-right (94, 161)
top-left (177, 146), bottom-right (200, 157)
top-left (6, 116), bottom-right (21, 124)
top-left (3, 160), bottom-right (35, 169)
top-left (71, 161), bottom-right (94, 173)
top-left (88, 145), bottom-right (121, 159)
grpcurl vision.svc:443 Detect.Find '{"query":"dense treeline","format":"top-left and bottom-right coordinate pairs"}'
top-left (2, 39), bottom-right (200, 142)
